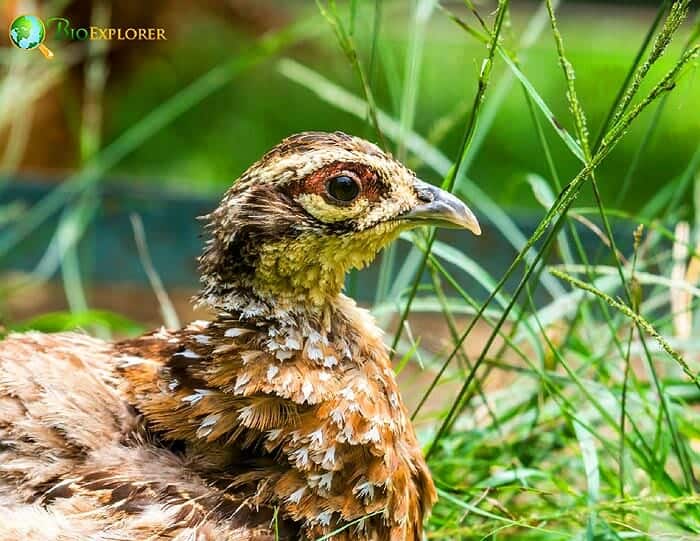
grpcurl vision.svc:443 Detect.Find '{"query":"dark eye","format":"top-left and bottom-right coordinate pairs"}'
top-left (326, 175), bottom-right (360, 203)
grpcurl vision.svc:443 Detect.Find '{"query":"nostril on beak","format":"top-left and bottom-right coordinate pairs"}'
top-left (416, 187), bottom-right (434, 203)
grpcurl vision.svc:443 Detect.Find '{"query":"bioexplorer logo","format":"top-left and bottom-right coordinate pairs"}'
top-left (9, 15), bottom-right (53, 58)
top-left (9, 14), bottom-right (167, 59)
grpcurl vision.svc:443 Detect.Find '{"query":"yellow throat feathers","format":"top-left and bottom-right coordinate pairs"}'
top-left (253, 223), bottom-right (401, 305)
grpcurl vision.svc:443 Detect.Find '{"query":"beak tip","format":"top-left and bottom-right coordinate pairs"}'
top-left (462, 207), bottom-right (481, 236)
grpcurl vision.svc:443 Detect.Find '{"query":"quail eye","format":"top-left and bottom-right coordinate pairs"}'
top-left (326, 175), bottom-right (360, 203)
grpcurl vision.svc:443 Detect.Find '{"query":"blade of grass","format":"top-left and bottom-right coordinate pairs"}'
top-left (376, 0), bottom-right (436, 304)
top-left (130, 214), bottom-right (180, 329)
top-left (620, 225), bottom-right (645, 498)
top-left (315, 0), bottom-right (387, 149)
top-left (549, 268), bottom-right (699, 390)
top-left (59, 0), bottom-right (111, 338)
top-left (608, 0), bottom-right (691, 133)
top-left (389, 0), bottom-right (511, 360)
top-left (593, 1), bottom-right (673, 149)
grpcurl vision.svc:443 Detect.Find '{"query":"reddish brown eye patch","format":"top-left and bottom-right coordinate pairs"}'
top-left (285, 161), bottom-right (385, 203)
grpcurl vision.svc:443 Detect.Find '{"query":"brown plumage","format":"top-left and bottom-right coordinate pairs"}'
top-left (0, 132), bottom-right (481, 540)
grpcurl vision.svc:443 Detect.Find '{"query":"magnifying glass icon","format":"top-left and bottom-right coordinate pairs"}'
top-left (9, 15), bottom-right (55, 59)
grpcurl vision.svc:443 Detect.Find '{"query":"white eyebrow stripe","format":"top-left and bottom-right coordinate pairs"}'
top-left (241, 148), bottom-right (394, 190)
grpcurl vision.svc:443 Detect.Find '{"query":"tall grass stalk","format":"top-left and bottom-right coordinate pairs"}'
top-left (388, 0), bottom-right (511, 361)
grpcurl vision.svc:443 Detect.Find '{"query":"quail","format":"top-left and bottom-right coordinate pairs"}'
top-left (0, 131), bottom-right (481, 540)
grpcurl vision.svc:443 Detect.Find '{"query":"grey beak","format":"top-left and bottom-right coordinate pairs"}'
top-left (402, 179), bottom-right (481, 235)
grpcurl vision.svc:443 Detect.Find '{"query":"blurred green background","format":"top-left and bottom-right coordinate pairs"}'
top-left (3, 1), bottom-right (698, 209)
top-left (112, 3), bottom-right (699, 209)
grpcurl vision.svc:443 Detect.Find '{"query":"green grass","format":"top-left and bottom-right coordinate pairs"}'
top-left (2, 1), bottom-right (700, 539)
top-left (312, 0), bottom-right (700, 538)
top-left (360, 2), bottom-right (699, 538)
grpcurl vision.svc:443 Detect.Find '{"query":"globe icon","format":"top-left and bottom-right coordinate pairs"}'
top-left (9, 15), bottom-right (53, 58)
